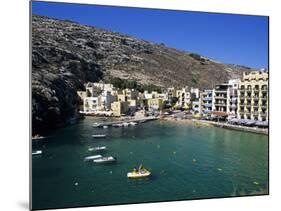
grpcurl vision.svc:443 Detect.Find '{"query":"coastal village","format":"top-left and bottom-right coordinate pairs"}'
top-left (76, 70), bottom-right (268, 132)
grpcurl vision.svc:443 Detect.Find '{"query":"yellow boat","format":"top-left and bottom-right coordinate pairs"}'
top-left (127, 165), bottom-right (151, 179)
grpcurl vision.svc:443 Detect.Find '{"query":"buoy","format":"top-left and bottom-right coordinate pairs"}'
top-left (109, 171), bottom-right (113, 174)
top-left (217, 168), bottom-right (222, 171)
top-left (253, 181), bottom-right (259, 185)
top-left (74, 182), bottom-right (78, 186)
top-left (192, 159), bottom-right (196, 163)
top-left (173, 151), bottom-right (176, 154)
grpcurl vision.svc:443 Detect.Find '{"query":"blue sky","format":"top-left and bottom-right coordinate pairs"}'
top-left (32, 1), bottom-right (268, 69)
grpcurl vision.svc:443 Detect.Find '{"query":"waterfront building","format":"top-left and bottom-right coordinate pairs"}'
top-left (200, 89), bottom-right (214, 116)
top-left (111, 101), bottom-right (129, 116)
top-left (227, 79), bottom-right (240, 117)
top-left (128, 99), bottom-right (137, 112)
top-left (83, 90), bottom-right (116, 113)
top-left (237, 71), bottom-right (268, 121)
top-left (191, 100), bottom-right (201, 116)
top-left (176, 87), bottom-right (191, 109)
top-left (166, 87), bottom-right (177, 106)
top-left (190, 87), bottom-right (200, 101)
top-left (213, 83), bottom-right (229, 113)
top-left (83, 97), bottom-right (99, 113)
top-left (147, 98), bottom-right (164, 110)
top-left (77, 91), bottom-right (87, 101)
top-left (99, 91), bottom-right (117, 111)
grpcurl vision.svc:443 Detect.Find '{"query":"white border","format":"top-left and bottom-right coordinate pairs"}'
top-left (1, 0), bottom-right (280, 211)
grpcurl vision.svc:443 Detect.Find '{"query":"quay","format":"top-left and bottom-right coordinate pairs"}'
top-left (93, 116), bottom-right (158, 127)
top-left (193, 119), bottom-right (268, 135)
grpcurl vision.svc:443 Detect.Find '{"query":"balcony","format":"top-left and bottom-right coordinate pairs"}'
top-left (246, 105), bottom-right (251, 108)
top-left (214, 103), bottom-right (227, 107)
top-left (260, 113), bottom-right (267, 117)
top-left (215, 96), bottom-right (227, 99)
top-left (203, 97), bottom-right (212, 101)
top-left (261, 105), bottom-right (267, 109)
top-left (253, 104), bottom-right (259, 108)
top-left (203, 103), bottom-right (212, 108)
top-left (253, 89), bottom-right (259, 93)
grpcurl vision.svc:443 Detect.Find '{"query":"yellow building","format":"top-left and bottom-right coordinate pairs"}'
top-left (111, 101), bottom-right (129, 117)
top-left (147, 98), bottom-right (163, 110)
top-left (237, 71), bottom-right (268, 121)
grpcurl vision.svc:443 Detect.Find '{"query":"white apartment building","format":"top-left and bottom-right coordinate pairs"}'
top-left (176, 87), bottom-right (191, 109)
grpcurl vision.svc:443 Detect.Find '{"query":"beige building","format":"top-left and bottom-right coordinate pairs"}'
top-left (237, 71), bottom-right (268, 121)
top-left (167, 87), bottom-right (177, 105)
top-left (117, 89), bottom-right (139, 102)
top-left (147, 98), bottom-right (163, 110)
top-left (111, 101), bottom-right (129, 117)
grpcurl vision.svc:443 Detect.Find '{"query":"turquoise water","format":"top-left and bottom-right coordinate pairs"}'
top-left (32, 118), bottom-right (268, 210)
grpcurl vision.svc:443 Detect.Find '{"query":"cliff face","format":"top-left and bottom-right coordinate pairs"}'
top-left (32, 15), bottom-right (253, 133)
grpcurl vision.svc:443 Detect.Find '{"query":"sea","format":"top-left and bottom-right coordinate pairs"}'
top-left (32, 118), bottom-right (268, 210)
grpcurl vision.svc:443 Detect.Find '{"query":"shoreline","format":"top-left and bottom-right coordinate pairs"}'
top-left (161, 117), bottom-right (268, 135)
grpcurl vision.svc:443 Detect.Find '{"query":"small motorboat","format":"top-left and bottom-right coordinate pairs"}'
top-left (123, 122), bottom-right (129, 127)
top-left (112, 123), bottom-right (123, 127)
top-left (92, 134), bottom-right (106, 138)
top-left (103, 125), bottom-right (108, 129)
top-left (88, 146), bottom-right (106, 151)
top-left (32, 150), bottom-right (42, 155)
top-left (129, 122), bottom-right (137, 126)
top-left (84, 155), bottom-right (102, 161)
top-left (93, 156), bottom-right (116, 163)
top-left (32, 135), bottom-right (46, 141)
top-left (127, 164), bottom-right (151, 179)
top-left (93, 123), bottom-right (101, 128)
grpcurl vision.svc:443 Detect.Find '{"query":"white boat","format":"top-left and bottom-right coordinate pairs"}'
top-left (88, 146), bottom-right (106, 151)
top-left (93, 123), bottom-right (101, 128)
top-left (123, 122), bottom-right (129, 127)
top-left (129, 122), bottom-right (137, 126)
top-left (112, 123), bottom-right (123, 127)
top-left (127, 165), bottom-right (151, 179)
top-left (92, 134), bottom-right (106, 138)
top-left (84, 155), bottom-right (102, 161)
top-left (93, 156), bottom-right (116, 163)
top-left (32, 135), bottom-right (46, 141)
top-left (32, 150), bottom-right (42, 155)
top-left (103, 125), bottom-right (108, 129)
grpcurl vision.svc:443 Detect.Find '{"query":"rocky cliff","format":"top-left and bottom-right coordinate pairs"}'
top-left (32, 15), bottom-right (253, 133)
